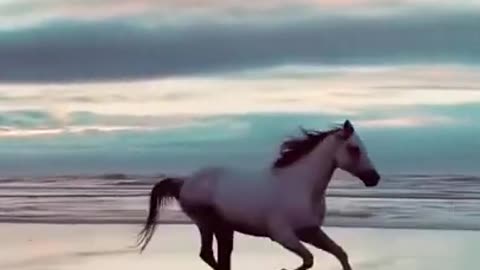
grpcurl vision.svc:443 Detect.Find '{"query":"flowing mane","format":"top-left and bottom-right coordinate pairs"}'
top-left (272, 126), bottom-right (341, 169)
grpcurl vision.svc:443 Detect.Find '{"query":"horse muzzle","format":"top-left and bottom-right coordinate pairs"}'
top-left (358, 170), bottom-right (380, 187)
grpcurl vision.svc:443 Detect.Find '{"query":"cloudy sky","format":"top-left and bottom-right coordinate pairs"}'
top-left (0, 0), bottom-right (479, 176)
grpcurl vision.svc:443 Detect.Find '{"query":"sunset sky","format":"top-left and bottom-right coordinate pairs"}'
top-left (0, 1), bottom-right (479, 176)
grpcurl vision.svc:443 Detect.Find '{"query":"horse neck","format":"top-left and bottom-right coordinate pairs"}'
top-left (278, 136), bottom-right (338, 198)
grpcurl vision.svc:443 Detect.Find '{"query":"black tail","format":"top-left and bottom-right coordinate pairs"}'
top-left (136, 177), bottom-right (184, 252)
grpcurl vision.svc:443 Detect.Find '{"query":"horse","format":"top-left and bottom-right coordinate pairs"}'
top-left (136, 120), bottom-right (380, 270)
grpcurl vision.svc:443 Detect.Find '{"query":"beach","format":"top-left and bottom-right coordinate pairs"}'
top-left (1, 224), bottom-right (477, 270)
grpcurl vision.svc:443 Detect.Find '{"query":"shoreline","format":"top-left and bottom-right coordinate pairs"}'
top-left (1, 220), bottom-right (479, 232)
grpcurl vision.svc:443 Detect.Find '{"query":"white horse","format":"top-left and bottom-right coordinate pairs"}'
top-left (137, 120), bottom-right (380, 270)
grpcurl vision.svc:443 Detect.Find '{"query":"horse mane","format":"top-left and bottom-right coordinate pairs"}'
top-left (272, 126), bottom-right (341, 169)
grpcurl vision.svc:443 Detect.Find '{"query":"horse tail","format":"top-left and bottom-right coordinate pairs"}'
top-left (136, 177), bottom-right (184, 252)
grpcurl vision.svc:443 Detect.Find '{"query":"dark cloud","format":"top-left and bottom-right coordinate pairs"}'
top-left (1, 11), bottom-right (480, 82)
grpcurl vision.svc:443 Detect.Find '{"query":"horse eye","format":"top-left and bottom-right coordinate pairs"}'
top-left (347, 145), bottom-right (361, 157)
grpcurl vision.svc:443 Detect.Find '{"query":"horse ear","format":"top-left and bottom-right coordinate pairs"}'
top-left (299, 126), bottom-right (315, 138)
top-left (341, 120), bottom-right (354, 139)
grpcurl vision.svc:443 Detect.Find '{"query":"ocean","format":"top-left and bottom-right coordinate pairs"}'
top-left (1, 173), bottom-right (479, 231)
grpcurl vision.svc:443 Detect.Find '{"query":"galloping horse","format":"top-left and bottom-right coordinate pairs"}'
top-left (137, 120), bottom-right (380, 270)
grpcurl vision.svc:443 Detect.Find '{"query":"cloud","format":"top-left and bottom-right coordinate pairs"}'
top-left (0, 0), bottom-right (154, 28)
top-left (1, 65), bottom-right (480, 119)
top-left (3, 1), bottom-right (480, 28)
top-left (0, 125), bottom-right (156, 138)
top-left (1, 9), bottom-right (480, 82)
top-left (0, 110), bottom-right (58, 128)
top-left (356, 115), bottom-right (457, 128)
top-left (0, 65), bottom-right (478, 138)
top-left (0, 108), bottom-right (201, 138)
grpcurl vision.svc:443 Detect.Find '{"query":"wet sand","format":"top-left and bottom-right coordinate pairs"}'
top-left (0, 224), bottom-right (477, 270)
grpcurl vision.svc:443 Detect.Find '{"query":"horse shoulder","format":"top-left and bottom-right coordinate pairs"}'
top-left (267, 178), bottom-right (324, 229)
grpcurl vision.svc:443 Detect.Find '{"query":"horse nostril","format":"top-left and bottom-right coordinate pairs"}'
top-left (365, 180), bottom-right (377, 187)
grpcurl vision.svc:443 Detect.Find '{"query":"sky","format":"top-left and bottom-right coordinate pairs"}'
top-left (0, 0), bottom-right (479, 176)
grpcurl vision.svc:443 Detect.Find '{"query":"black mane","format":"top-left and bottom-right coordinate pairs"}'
top-left (272, 126), bottom-right (340, 169)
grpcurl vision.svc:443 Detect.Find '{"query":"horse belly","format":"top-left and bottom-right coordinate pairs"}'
top-left (213, 179), bottom-right (270, 237)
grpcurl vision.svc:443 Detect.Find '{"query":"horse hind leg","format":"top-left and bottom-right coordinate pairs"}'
top-left (182, 204), bottom-right (220, 270)
top-left (215, 225), bottom-right (234, 270)
top-left (182, 203), bottom-right (233, 270)
top-left (197, 206), bottom-right (234, 270)
top-left (197, 224), bottom-right (218, 269)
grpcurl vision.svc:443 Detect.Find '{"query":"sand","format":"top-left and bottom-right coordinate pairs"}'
top-left (0, 224), bottom-right (477, 270)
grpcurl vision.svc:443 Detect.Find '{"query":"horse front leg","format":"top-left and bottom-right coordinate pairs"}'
top-left (297, 227), bottom-right (352, 270)
top-left (270, 228), bottom-right (314, 270)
